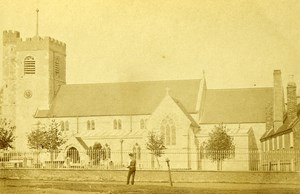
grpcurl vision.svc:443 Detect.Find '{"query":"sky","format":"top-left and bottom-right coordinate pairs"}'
top-left (0, 0), bottom-right (299, 89)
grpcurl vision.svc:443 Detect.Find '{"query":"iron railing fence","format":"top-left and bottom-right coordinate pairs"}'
top-left (0, 149), bottom-right (299, 171)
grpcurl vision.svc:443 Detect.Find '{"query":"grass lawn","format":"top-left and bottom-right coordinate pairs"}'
top-left (1, 179), bottom-right (300, 194)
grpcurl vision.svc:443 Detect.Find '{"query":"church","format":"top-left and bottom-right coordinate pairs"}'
top-left (1, 28), bottom-right (284, 170)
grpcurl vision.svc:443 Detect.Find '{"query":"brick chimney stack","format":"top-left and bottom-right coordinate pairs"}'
top-left (265, 102), bottom-right (273, 132)
top-left (273, 70), bottom-right (284, 131)
top-left (287, 75), bottom-right (297, 121)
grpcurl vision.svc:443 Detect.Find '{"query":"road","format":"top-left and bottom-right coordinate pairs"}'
top-left (1, 179), bottom-right (300, 194)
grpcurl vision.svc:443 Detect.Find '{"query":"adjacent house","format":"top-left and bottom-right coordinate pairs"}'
top-left (260, 73), bottom-right (300, 171)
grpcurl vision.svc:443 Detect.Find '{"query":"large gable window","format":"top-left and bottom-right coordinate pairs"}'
top-left (24, 56), bottom-right (36, 74)
top-left (160, 116), bottom-right (176, 145)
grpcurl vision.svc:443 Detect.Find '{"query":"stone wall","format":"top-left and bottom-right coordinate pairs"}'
top-left (1, 169), bottom-right (300, 184)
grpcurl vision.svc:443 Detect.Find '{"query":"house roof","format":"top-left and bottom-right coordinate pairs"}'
top-left (261, 116), bottom-right (300, 140)
top-left (200, 87), bottom-right (273, 124)
top-left (36, 79), bottom-right (202, 117)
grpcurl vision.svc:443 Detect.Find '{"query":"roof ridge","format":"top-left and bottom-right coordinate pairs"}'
top-left (207, 87), bottom-right (273, 91)
top-left (65, 78), bottom-right (202, 86)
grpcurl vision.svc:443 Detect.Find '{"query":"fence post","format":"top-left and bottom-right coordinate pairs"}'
top-left (165, 158), bottom-right (173, 187)
top-left (291, 159), bottom-right (295, 171)
top-left (277, 160), bottom-right (280, 171)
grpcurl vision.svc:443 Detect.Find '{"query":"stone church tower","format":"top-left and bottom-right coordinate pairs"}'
top-left (1, 27), bottom-right (66, 149)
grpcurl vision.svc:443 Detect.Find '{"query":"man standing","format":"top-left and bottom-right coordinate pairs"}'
top-left (127, 153), bottom-right (136, 185)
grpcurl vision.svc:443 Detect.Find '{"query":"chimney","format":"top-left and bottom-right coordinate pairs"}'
top-left (287, 75), bottom-right (297, 121)
top-left (265, 102), bottom-right (273, 131)
top-left (273, 70), bottom-right (284, 131)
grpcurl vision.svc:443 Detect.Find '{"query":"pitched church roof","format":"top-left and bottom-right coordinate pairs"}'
top-left (171, 97), bottom-right (199, 128)
top-left (200, 87), bottom-right (273, 124)
top-left (36, 79), bottom-right (202, 117)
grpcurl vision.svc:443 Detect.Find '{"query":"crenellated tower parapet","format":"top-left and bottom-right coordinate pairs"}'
top-left (3, 30), bottom-right (21, 46)
top-left (16, 36), bottom-right (66, 54)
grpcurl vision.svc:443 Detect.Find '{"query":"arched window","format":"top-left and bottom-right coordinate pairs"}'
top-left (113, 119), bottom-right (122, 130)
top-left (87, 120), bottom-right (90, 130)
top-left (133, 143), bottom-right (141, 160)
top-left (118, 119), bottom-right (122, 129)
top-left (60, 121), bottom-right (64, 131)
top-left (24, 56), bottom-right (36, 74)
top-left (113, 119), bottom-right (118, 129)
top-left (140, 119), bottom-right (145, 129)
top-left (160, 116), bottom-right (176, 145)
top-left (91, 120), bottom-right (95, 130)
top-left (104, 144), bottom-right (111, 159)
top-left (145, 119), bottom-right (148, 129)
top-left (65, 121), bottom-right (69, 131)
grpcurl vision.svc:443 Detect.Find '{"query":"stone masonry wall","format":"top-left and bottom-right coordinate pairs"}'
top-left (1, 169), bottom-right (300, 184)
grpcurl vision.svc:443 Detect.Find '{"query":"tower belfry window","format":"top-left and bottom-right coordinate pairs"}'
top-left (55, 57), bottom-right (59, 75)
top-left (24, 56), bottom-right (36, 74)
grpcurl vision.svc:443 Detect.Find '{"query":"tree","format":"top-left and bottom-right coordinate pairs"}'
top-left (146, 131), bottom-right (166, 169)
top-left (204, 124), bottom-right (235, 170)
top-left (87, 142), bottom-right (103, 165)
top-left (27, 120), bottom-right (66, 150)
top-left (0, 118), bottom-right (15, 150)
top-left (44, 120), bottom-right (66, 150)
top-left (27, 124), bottom-right (47, 149)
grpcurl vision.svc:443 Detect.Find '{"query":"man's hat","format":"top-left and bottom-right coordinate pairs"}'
top-left (129, 153), bottom-right (134, 157)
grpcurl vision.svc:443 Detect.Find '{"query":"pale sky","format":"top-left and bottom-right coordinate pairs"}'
top-left (0, 0), bottom-right (299, 89)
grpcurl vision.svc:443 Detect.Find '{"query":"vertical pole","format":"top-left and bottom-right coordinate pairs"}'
top-left (36, 9), bottom-right (39, 37)
top-left (166, 159), bottom-right (173, 187)
top-left (120, 139), bottom-right (123, 167)
top-left (130, 115), bottom-right (132, 132)
top-left (76, 117), bottom-right (79, 134)
top-left (291, 159), bottom-right (295, 171)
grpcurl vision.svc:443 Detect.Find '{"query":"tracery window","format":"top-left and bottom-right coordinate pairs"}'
top-left (160, 116), bottom-right (176, 145)
top-left (133, 143), bottom-right (141, 160)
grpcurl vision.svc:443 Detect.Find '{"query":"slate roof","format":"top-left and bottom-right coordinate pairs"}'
top-left (171, 97), bottom-right (199, 128)
top-left (78, 129), bottom-right (146, 139)
top-left (261, 115), bottom-right (300, 140)
top-left (75, 137), bottom-right (89, 149)
top-left (200, 87), bottom-right (273, 123)
top-left (36, 79), bottom-right (202, 117)
top-left (198, 126), bottom-right (250, 136)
